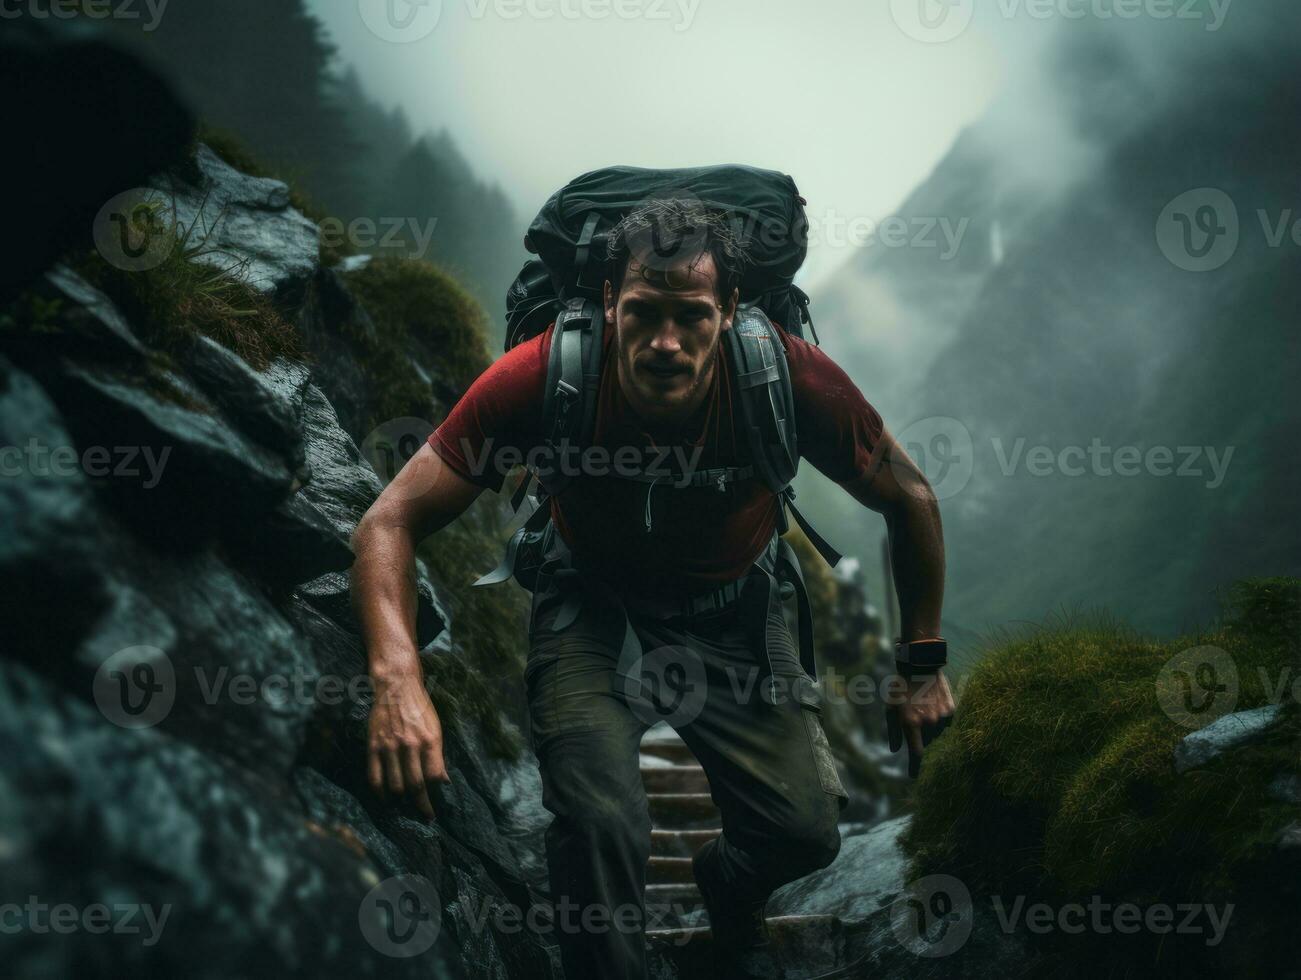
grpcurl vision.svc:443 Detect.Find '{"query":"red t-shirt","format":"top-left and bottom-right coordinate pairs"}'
top-left (427, 319), bottom-right (886, 596)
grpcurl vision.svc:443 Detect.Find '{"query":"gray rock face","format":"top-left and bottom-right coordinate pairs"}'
top-left (767, 816), bottom-right (911, 923)
top-left (1174, 704), bottom-right (1285, 773)
top-left (158, 143), bottom-right (320, 295)
top-left (179, 336), bottom-right (309, 473)
top-left (0, 144), bottom-right (543, 977)
top-left (0, 354), bottom-right (112, 662)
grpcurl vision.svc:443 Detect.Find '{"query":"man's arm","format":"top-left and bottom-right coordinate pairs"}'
top-left (838, 430), bottom-right (954, 777)
top-left (350, 442), bottom-right (484, 817)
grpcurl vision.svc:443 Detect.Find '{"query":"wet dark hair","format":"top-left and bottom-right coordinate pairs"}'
top-left (606, 198), bottom-right (750, 305)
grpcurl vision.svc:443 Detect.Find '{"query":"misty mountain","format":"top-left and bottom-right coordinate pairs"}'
top-left (803, 8), bottom-right (1301, 640)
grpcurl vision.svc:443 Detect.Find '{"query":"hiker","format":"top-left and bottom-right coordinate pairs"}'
top-left (351, 179), bottom-right (952, 979)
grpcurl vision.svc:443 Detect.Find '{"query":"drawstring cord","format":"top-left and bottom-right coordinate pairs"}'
top-left (644, 474), bottom-right (661, 533)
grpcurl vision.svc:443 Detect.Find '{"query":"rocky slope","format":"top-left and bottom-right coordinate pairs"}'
top-left (0, 135), bottom-right (559, 978)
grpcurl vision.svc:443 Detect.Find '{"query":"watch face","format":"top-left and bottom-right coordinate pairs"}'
top-left (900, 640), bottom-right (947, 665)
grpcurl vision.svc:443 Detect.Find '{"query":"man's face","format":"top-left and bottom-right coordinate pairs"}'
top-left (604, 251), bottom-right (738, 429)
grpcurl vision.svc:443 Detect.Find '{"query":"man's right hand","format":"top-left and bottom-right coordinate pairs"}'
top-left (367, 670), bottom-right (452, 819)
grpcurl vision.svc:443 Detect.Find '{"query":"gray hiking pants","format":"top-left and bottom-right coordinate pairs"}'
top-left (524, 525), bottom-right (849, 980)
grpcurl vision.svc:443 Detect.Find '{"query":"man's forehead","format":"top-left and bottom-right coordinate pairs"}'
top-left (621, 251), bottom-right (719, 301)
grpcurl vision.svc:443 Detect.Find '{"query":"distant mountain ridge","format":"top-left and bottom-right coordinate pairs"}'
top-left (803, 9), bottom-right (1301, 638)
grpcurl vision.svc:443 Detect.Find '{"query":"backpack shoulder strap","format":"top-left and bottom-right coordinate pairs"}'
top-left (725, 306), bottom-right (842, 569)
top-left (530, 297), bottom-right (604, 501)
top-left (725, 306), bottom-right (798, 492)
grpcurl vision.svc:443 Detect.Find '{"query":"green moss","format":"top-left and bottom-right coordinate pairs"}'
top-left (0, 291), bottom-right (64, 335)
top-left (904, 577), bottom-right (1299, 963)
top-left (344, 256), bottom-right (491, 394)
top-left (419, 493), bottom-right (532, 761)
top-left (341, 256), bottom-right (492, 434)
top-left (71, 184), bottom-right (304, 373)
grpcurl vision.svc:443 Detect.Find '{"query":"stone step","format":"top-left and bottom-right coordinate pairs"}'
top-left (641, 764), bottom-right (710, 794)
top-left (645, 881), bottom-right (704, 914)
top-left (648, 792), bottom-right (719, 829)
top-left (640, 736), bottom-right (697, 766)
top-left (647, 855), bottom-right (696, 884)
top-left (647, 914), bottom-right (864, 978)
top-left (650, 828), bottom-right (719, 858)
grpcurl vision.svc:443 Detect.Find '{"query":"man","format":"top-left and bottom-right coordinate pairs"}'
top-left (350, 201), bottom-right (953, 979)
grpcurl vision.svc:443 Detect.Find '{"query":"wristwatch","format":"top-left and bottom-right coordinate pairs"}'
top-left (895, 638), bottom-right (947, 677)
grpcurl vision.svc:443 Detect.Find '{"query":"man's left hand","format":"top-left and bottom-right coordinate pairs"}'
top-left (886, 669), bottom-right (955, 779)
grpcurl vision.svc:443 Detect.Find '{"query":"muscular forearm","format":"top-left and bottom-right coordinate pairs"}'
top-left (350, 515), bottom-right (424, 684)
top-left (885, 490), bottom-right (945, 642)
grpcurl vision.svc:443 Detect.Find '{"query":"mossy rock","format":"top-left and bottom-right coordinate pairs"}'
top-left (903, 577), bottom-right (1300, 973)
top-left (343, 255), bottom-right (492, 415)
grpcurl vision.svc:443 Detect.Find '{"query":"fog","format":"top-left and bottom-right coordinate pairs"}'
top-left (307, 0), bottom-right (1052, 286)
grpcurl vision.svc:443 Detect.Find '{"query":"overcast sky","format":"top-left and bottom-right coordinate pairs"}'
top-left (308, 0), bottom-right (1052, 285)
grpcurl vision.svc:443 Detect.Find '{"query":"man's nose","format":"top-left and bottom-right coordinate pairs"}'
top-left (649, 324), bottom-right (683, 354)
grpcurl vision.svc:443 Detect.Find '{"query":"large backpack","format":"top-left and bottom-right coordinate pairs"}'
top-left (475, 164), bottom-right (842, 596)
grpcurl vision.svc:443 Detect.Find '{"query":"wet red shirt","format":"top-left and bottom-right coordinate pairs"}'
top-left (427, 320), bottom-right (885, 596)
